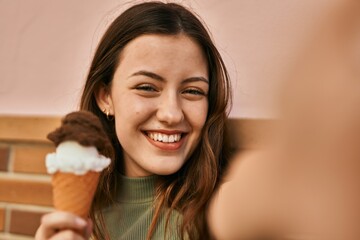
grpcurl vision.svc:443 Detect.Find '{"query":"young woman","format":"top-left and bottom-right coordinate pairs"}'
top-left (35, 2), bottom-right (232, 239)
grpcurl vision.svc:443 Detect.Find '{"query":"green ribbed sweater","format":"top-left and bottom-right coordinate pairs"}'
top-left (102, 175), bottom-right (183, 240)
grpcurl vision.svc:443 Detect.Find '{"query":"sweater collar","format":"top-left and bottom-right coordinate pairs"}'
top-left (117, 175), bottom-right (157, 203)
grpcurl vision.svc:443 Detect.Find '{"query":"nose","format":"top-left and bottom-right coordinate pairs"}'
top-left (156, 92), bottom-right (184, 125)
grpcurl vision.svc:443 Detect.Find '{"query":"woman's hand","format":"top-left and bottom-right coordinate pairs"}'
top-left (35, 211), bottom-right (93, 240)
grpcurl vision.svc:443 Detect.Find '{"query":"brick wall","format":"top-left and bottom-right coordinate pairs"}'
top-left (0, 115), bottom-right (266, 239)
top-left (0, 116), bottom-right (60, 240)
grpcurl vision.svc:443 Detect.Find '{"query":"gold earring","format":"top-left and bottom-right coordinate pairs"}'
top-left (103, 108), bottom-right (113, 121)
top-left (103, 108), bottom-right (109, 117)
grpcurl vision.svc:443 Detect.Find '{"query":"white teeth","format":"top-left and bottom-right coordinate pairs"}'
top-left (148, 132), bottom-right (182, 143)
top-left (174, 134), bottom-right (180, 142)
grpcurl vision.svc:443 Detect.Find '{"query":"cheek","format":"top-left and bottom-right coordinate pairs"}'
top-left (185, 101), bottom-right (208, 130)
top-left (112, 94), bottom-right (156, 124)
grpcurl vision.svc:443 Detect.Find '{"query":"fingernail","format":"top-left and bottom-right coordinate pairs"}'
top-left (75, 217), bottom-right (87, 227)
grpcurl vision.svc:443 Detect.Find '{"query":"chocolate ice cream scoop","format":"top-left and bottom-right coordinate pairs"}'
top-left (47, 110), bottom-right (113, 159)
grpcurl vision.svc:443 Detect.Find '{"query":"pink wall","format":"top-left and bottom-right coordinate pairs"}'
top-left (0, 0), bottom-right (356, 118)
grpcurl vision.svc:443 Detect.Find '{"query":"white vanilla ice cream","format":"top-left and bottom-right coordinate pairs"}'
top-left (46, 141), bottom-right (111, 175)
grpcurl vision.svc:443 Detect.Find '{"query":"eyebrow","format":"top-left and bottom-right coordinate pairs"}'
top-left (130, 70), bottom-right (209, 84)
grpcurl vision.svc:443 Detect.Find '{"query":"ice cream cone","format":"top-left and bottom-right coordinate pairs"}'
top-left (46, 111), bottom-right (113, 219)
top-left (51, 171), bottom-right (100, 219)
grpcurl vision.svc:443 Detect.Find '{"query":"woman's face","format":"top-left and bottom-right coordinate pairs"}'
top-left (98, 34), bottom-right (209, 177)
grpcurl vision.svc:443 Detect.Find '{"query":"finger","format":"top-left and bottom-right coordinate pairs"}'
top-left (49, 229), bottom-right (85, 240)
top-left (40, 211), bottom-right (87, 238)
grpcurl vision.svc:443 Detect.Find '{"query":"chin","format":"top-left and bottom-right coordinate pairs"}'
top-left (150, 165), bottom-right (183, 176)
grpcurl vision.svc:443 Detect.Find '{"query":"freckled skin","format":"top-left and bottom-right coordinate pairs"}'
top-left (97, 34), bottom-right (209, 177)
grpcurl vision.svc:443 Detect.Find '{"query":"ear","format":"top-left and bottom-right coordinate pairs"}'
top-left (95, 84), bottom-right (114, 115)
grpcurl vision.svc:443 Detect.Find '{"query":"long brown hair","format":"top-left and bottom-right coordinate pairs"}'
top-left (80, 1), bottom-right (232, 239)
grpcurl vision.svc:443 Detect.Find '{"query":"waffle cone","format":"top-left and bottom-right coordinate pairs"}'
top-left (51, 171), bottom-right (100, 219)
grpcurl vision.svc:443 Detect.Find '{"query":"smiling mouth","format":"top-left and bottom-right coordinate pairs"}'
top-left (146, 132), bottom-right (183, 143)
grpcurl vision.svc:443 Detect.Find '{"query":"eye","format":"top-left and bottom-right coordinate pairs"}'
top-left (133, 83), bottom-right (160, 97)
top-left (135, 84), bottom-right (158, 92)
top-left (182, 88), bottom-right (206, 96)
top-left (182, 87), bottom-right (208, 101)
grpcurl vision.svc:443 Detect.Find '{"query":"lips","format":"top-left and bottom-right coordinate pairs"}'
top-left (143, 130), bottom-right (186, 151)
top-left (147, 132), bottom-right (182, 143)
